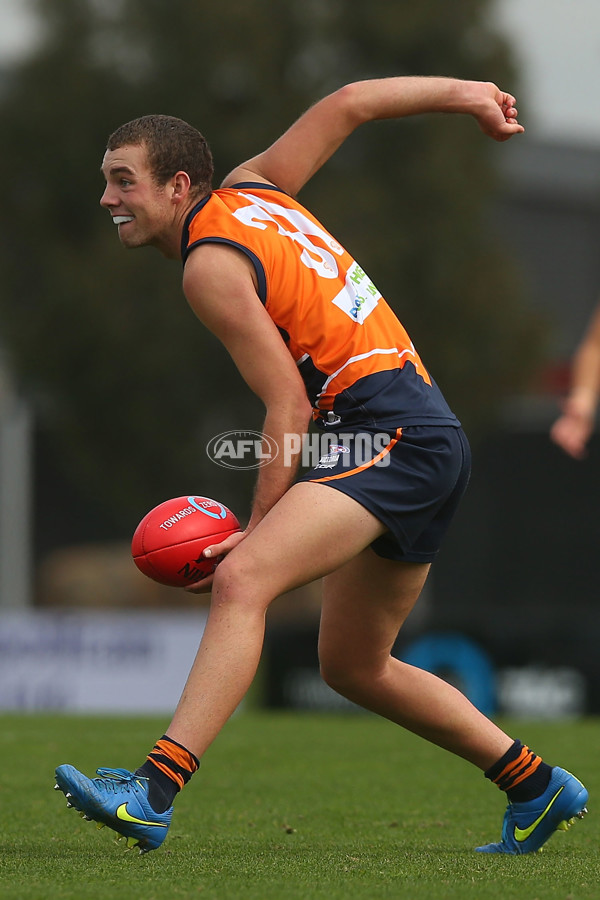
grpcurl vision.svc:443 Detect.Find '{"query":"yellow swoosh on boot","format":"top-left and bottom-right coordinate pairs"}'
top-left (115, 803), bottom-right (168, 828)
top-left (513, 786), bottom-right (564, 842)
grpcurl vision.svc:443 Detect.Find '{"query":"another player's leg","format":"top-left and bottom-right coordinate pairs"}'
top-left (54, 483), bottom-right (388, 851)
top-left (318, 549), bottom-right (588, 854)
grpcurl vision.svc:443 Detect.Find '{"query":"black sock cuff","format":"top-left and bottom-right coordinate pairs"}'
top-left (484, 740), bottom-right (524, 781)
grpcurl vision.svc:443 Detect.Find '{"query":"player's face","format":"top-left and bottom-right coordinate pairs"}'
top-left (100, 144), bottom-right (176, 251)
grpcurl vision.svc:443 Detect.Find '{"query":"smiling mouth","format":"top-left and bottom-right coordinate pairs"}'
top-left (113, 215), bottom-right (135, 225)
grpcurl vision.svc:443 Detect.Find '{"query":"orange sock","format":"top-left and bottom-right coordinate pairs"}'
top-left (485, 739), bottom-right (552, 802)
top-left (135, 734), bottom-right (199, 812)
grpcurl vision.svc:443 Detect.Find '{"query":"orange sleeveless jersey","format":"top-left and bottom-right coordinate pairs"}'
top-left (182, 183), bottom-right (458, 429)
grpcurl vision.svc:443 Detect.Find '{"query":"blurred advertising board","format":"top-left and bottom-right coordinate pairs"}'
top-left (0, 611), bottom-right (207, 712)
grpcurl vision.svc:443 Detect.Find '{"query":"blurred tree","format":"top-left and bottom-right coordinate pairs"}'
top-left (0, 0), bottom-right (545, 537)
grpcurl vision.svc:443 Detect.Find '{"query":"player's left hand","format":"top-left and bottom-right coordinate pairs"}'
top-left (184, 529), bottom-right (248, 593)
top-left (472, 83), bottom-right (524, 142)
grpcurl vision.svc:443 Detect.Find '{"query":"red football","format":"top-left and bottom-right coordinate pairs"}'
top-left (131, 495), bottom-right (241, 587)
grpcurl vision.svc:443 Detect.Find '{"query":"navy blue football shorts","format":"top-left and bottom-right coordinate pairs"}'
top-left (296, 424), bottom-right (471, 563)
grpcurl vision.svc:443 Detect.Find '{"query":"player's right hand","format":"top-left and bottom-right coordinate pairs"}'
top-left (184, 530), bottom-right (248, 593)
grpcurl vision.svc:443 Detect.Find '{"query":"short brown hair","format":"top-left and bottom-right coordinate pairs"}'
top-left (107, 114), bottom-right (214, 198)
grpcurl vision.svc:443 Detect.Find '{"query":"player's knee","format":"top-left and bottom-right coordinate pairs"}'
top-left (320, 647), bottom-right (386, 701)
top-left (211, 554), bottom-right (274, 612)
top-left (319, 652), bottom-right (359, 697)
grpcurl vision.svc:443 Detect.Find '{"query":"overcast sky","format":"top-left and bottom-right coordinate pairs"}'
top-left (0, 0), bottom-right (39, 63)
top-left (492, 0), bottom-right (600, 145)
top-left (1, 0), bottom-right (599, 146)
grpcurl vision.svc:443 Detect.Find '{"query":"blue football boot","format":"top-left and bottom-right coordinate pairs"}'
top-left (476, 767), bottom-right (588, 855)
top-left (54, 765), bottom-right (173, 854)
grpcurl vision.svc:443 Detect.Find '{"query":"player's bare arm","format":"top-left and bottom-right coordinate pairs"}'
top-left (223, 76), bottom-right (523, 196)
top-left (551, 302), bottom-right (600, 458)
top-left (183, 242), bottom-right (312, 535)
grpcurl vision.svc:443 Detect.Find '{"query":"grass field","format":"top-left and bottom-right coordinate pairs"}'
top-left (0, 711), bottom-right (597, 900)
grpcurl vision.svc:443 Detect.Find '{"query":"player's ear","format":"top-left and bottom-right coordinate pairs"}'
top-left (171, 171), bottom-right (191, 203)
